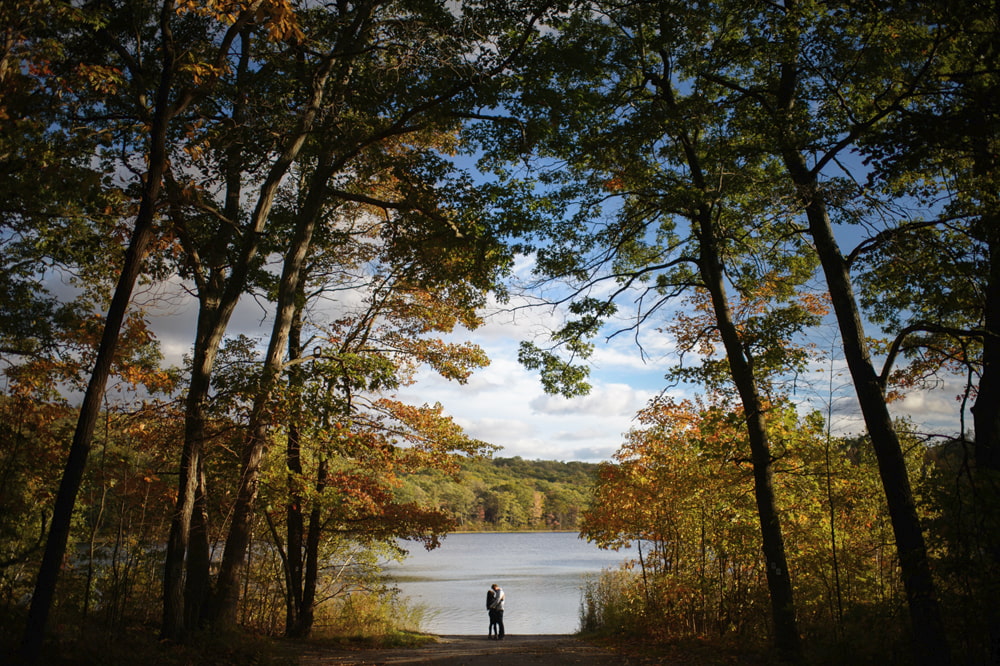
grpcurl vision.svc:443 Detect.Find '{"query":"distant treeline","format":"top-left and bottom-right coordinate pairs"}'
top-left (396, 456), bottom-right (598, 531)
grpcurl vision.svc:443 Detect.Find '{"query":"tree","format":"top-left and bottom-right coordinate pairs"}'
top-left (752, 3), bottom-right (951, 661)
top-left (158, 0), bottom-right (551, 634)
top-left (856, 1), bottom-right (1000, 655)
top-left (583, 397), bottom-right (780, 639)
top-left (473, 2), bottom-right (831, 655)
top-left (14, 0), bottom-right (253, 657)
top-left (0, 1), bottom-right (118, 367)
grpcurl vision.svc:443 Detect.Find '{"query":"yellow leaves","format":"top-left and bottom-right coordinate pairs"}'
top-left (175, 0), bottom-right (304, 44)
top-left (182, 139), bottom-right (206, 162)
top-left (75, 63), bottom-right (124, 95)
top-left (257, 0), bottom-right (305, 43)
top-left (177, 61), bottom-right (227, 87)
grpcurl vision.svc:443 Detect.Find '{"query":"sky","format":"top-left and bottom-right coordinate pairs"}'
top-left (144, 274), bottom-right (667, 463)
top-left (141, 258), bottom-right (972, 465)
top-left (400, 298), bottom-right (971, 463)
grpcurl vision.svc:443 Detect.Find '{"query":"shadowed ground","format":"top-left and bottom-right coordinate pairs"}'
top-left (290, 634), bottom-right (644, 665)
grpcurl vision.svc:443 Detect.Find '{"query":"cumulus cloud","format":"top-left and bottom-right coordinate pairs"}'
top-left (134, 267), bottom-right (974, 465)
top-left (396, 346), bottom-right (650, 461)
top-left (529, 382), bottom-right (649, 417)
top-left (459, 416), bottom-right (537, 442)
top-left (891, 379), bottom-right (970, 437)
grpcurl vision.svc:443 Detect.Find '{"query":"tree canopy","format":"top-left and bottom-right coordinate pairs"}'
top-left (0, 0), bottom-right (996, 663)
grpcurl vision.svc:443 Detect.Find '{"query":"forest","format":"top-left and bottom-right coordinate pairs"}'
top-left (398, 456), bottom-right (596, 530)
top-left (0, 0), bottom-right (997, 664)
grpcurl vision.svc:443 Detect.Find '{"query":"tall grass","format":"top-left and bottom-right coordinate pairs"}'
top-left (579, 568), bottom-right (652, 638)
top-left (579, 566), bottom-right (921, 664)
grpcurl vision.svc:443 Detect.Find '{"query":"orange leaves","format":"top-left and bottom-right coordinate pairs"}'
top-left (324, 470), bottom-right (391, 517)
top-left (585, 391), bottom-right (913, 638)
top-left (584, 396), bottom-right (741, 550)
top-left (255, 0), bottom-right (305, 42)
top-left (177, 61), bottom-right (228, 87)
top-left (797, 291), bottom-right (830, 318)
top-left (370, 398), bottom-right (492, 459)
top-left (603, 176), bottom-right (627, 191)
top-left (175, 0), bottom-right (304, 43)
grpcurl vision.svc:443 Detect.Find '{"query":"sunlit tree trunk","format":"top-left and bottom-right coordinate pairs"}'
top-left (207, 156), bottom-right (332, 628)
top-left (163, 307), bottom-right (224, 637)
top-left (284, 307), bottom-right (307, 635)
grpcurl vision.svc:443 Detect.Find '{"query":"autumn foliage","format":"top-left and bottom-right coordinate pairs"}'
top-left (578, 394), bottom-right (996, 661)
top-left (2, 0), bottom-right (998, 663)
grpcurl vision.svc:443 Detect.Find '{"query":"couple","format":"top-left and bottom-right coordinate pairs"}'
top-left (485, 583), bottom-right (505, 640)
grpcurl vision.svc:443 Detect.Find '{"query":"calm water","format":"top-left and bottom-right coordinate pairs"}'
top-left (383, 532), bottom-right (634, 635)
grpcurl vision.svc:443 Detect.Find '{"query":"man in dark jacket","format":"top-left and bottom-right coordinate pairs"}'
top-left (486, 585), bottom-right (498, 639)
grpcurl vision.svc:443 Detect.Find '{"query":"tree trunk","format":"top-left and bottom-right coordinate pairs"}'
top-left (973, 221), bottom-right (1000, 469)
top-left (299, 459), bottom-right (329, 637)
top-left (967, 95), bottom-right (1000, 660)
top-left (783, 149), bottom-right (950, 666)
top-left (955, 84), bottom-right (1000, 468)
top-left (20, 3), bottom-right (175, 659)
top-left (286, 291), bottom-right (333, 639)
top-left (207, 157), bottom-right (332, 628)
top-left (971, 216), bottom-right (1000, 468)
top-left (663, 68), bottom-right (803, 652)
top-left (695, 210), bottom-right (803, 660)
top-left (162, 27), bottom-right (250, 631)
top-left (162, 299), bottom-right (226, 638)
top-left (284, 303), bottom-right (306, 636)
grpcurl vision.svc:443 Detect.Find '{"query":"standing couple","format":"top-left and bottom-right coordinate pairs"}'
top-left (486, 583), bottom-right (505, 640)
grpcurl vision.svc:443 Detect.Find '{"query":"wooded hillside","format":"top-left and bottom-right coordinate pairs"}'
top-left (398, 456), bottom-right (598, 531)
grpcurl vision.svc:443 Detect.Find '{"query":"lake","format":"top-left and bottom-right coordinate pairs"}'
top-left (383, 531), bottom-right (635, 636)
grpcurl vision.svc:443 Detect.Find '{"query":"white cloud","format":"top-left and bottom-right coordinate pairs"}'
top-left (134, 272), bottom-right (973, 465)
top-left (397, 339), bottom-right (652, 461)
top-left (891, 379), bottom-right (970, 437)
top-left (529, 382), bottom-right (648, 417)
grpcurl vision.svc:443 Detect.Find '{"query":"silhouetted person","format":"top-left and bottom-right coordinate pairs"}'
top-left (488, 583), bottom-right (505, 639)
top-left (486, 585), bottom-right (498, 639)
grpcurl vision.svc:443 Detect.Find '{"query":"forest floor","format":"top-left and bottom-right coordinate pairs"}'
top-left (282, 633), bottom-right (766, 665)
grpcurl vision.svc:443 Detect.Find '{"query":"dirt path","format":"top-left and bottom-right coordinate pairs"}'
top-left (290, 634), bottom-right (649, 665)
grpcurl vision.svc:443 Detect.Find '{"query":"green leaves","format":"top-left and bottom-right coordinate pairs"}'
top-left (517, 341), bottom-right (592, 398)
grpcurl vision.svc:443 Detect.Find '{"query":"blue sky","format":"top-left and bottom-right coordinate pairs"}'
top-left (144, 253), bottom-right (972, 464)
top-left (391, 299), bottom-right (971, 463)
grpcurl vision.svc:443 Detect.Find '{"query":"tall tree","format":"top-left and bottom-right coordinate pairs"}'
top-left (13, 0), bottom-right (253, 658)
top-left (476, 3), bottom-right (825, 656)
top-left (162, 55), bottom-right (331, 637)
top-left (159, 1), bottom-right (365, 636)
top-left (160, 0), bottom-right (550, 635)
top-left (856, 0), bottom-right (1000, 655)
top-left (712, 1), bottom-right (953, 661)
